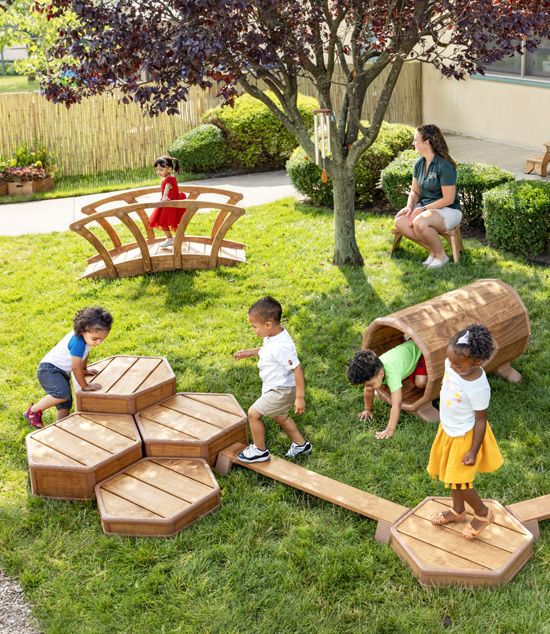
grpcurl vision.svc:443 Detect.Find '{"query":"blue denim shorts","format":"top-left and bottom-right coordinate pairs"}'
top-left (37, 363), bottom-right (72, 410)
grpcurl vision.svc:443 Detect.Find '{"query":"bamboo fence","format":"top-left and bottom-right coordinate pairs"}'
top-left (0, 63), bottom-right (421, 176)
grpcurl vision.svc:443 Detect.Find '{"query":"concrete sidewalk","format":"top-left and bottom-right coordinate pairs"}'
top-left (0, 134), bottom-right (546, 236)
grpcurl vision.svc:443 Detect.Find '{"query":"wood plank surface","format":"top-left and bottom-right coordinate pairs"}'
top-left (140, 404), bottom-right (224, 438)
top-left (153, 458), bottom-right (216, 488)
top-left (138, 417), bottom-right (198, 441)
top-left (396, 514), bottom-right (511, 570)
top-left (169, 395), bottom-right (241, 428)
top-left (35, 426), bottom-right (112, 465)
top-left (508, 495), bottom-right (550, 522)
top-left (138, 362), bottom-right (174, 390)
top-left (397, 533), bottom-right (489, 571)
top-left (222, 443), bottom-right (407, 523)
top-left (94, 356), bottom-right (138, 393)
top-left (56, 415), bottom-right (131, 453)
top-left (102, 475), bottom-right (191, 517)
top-left (185, 393), bottom-right (244, 417)
top-left (415, 500), bottom-right (528, 552)
top-left (107, 357), bottom-right (162, 395)
top-left (100, 488), bottom-right (161, 519)
top-left (130, 461), bottom-right (214, 502)
top-left (28, 438), bottom-right (84, 467)
top-left (434, 498), bottom-right (526, 535)
top-left (84, 413), bottom-right (138, 439)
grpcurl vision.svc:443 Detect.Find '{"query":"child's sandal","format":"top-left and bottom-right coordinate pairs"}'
top-left (462, 508), bottom-right (495, 540)
top-left (431, 508), bottom-right (466, 525)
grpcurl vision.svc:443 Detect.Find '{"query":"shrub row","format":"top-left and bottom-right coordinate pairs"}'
top-left (380, 150), bottom-right (514, 225)
top-left (483, 180), bottom-right (550, 256)
top-left (169, 92), bottom-right (318, 173)
top-left (286, 122), bottom-right (415, 209)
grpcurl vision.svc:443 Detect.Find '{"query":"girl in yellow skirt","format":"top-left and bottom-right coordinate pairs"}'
top-left (427, 324), bottom-right (503, 539)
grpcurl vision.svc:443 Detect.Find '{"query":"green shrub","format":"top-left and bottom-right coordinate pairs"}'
top-left (483, 180), bottom-right (550, 256)
top-left (286, 122), bottom-right (414, 208)
top-left (381, 153), bottom-right (514, 224)
top-left (169, 124), bottom-right (227, 173)
top-left (204, 92), bottom-right (318, 170)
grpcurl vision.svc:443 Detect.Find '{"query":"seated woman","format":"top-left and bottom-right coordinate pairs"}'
top-left (394, 124), bottom-right (462, 269)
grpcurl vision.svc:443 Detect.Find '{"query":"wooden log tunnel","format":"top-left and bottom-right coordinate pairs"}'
top-left (362, 279), bottom-right (530, 421)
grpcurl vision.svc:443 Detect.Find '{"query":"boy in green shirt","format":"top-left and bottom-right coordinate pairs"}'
top-left (347, 340), bottom-right (427, 439)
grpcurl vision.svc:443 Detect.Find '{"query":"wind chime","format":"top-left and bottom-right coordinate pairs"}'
top-left (313, 109), bottom-right (332, 183)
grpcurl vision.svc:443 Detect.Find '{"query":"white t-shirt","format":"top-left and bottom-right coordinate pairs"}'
top-left (258, 328), bottom-right (300, 393)
top-left (439, 358), bottom-right (490, 437)
top-left (41, 331), bottom-right (90, 373)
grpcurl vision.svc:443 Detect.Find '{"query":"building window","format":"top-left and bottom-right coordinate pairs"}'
top-left (484, 39), bottom-right (550, 80)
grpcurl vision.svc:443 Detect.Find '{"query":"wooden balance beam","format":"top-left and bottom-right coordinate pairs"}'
top-left (506, 495), bottom-right (550, 541)
top-left (215, 442), bottom-right (408, 543)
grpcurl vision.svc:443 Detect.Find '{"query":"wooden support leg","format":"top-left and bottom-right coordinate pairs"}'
top-left (374, 520), bottom-right (392, 544)
top-left (450, 235), bottom-right (461, 263)
top-left (494, 363), bottom-right (522, 384)
top-left (215, 452), bottom-right (234, 475)
top-left (414, 402), bottom-right (440, 422)
top-left (391, 231), bottom-right (403, 256)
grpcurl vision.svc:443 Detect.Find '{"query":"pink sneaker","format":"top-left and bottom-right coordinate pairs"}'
top-left (24, 405), bottom-right (43, 428)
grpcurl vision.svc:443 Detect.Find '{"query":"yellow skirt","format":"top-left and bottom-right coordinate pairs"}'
top-left (427, 422), bottom-right (503, 489)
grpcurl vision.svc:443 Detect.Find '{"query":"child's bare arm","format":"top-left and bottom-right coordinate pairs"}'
top-left (72, 357), bottom-right (101, 391)
top-left (293, 365), bottom-right (305, 414)
top-left (375, 388), bottom-right (402, 439)
top-left (161, 182), bottom-right (172, 202)
top-left (233, 348), bottom-right (260, 360)
top-left (359, 385), bottom-right (374, 420)
top-left (82, 357), bottom-right (99, 376)
top-left (462, 410), bottom-right (488, 465)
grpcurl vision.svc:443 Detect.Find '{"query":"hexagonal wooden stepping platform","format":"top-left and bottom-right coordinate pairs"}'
top-left (136, 393), bottom-right (247, 466)
top-left (75, 355), bottom-right (175, 414)
top-left (26, 412), bottom-right (142, 500)
top-left (390, 497), bottom-right (534, 587)
top-left (95, 457), bottom-right (220, 536)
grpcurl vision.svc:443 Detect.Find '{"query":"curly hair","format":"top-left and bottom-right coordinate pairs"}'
top-left (450, 324), bottom-right (494, 361)
top-left (417, 124), bottom-right (456, 167)
top-left (347, 350), bottom-right (383, 384)
top-left (154, 155), bottom-right (180, 173)
top-left (248, 296), bottom-right (282, 323)
top-left (73, 307), bottom-right (113, 336)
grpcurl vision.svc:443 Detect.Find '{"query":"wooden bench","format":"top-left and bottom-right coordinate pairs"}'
top-left (215, 442), bottom-right (408, 543)
top-left (524, 141), bottom-right (550, 177)
top-left (70, 199), bottom-right (247, 279)
top-left (391, 225), bottom-right (463, 263)
top-left (507, 494), bottom-right (550, 540)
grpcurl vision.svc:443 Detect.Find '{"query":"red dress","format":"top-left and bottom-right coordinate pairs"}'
top-left (149, 176), bottom-right (187, 229)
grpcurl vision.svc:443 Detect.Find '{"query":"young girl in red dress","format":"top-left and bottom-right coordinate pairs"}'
top-left (148, 156), bottom-right (187, 249)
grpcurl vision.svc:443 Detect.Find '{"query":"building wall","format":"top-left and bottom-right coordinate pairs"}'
top-left (422, 65), bottom-right (550, 150)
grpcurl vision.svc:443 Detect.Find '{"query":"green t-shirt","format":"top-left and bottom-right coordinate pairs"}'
top-left (413, 155), bottom-right (461, 210)
top-left (379, 340), bottom-right (422, 393)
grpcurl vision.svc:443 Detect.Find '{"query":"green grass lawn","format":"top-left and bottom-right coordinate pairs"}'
top-left (0, 167), bottom-right (208, 204)
top-left (0, 74), bottom-right (40, 93)
top-left (0, 200), bottom-right (548, 633)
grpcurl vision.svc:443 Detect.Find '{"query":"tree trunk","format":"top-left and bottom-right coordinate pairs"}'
top-left (331, 163), bottom-right (364, 266)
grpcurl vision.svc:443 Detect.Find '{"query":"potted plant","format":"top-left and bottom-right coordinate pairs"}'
top-left (1, 141), bottom-right (57, 195)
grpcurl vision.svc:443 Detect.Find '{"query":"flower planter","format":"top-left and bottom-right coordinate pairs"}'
top-left (7, 177), bottom-right (54, 195)
top-left (0, 181), bottom-right (7, 196)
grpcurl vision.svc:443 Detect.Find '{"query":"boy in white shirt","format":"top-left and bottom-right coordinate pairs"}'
top-left (234, 296), bottom-right (311, 463)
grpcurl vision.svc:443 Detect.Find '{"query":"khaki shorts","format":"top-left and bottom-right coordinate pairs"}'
top-left (252, 387), bottom-right (296, 418)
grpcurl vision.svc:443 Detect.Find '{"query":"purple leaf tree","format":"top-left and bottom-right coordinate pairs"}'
top-left (39, 0), bottom-right (549, 265)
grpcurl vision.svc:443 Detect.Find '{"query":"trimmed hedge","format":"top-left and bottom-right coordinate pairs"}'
top-left (286, 122), bottom-right (415, 208)
top-left (483, 180), bottom-right (550, 256)
top-left (380, 152), bottom-right (515, 225)
top-left (169, 124), bottom-right (227, 173)
top-left (203, 92), bottom-right (318, 170)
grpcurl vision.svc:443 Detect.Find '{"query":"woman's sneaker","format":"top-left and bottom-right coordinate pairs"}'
top-left (237, 444), bottom-right (270, 463)
top-left (285, 440), bottom-right (313, 458)
top-left (159, 237), bottom-right (174, 249)
top-left (24, 405), bottom-right (43, 428)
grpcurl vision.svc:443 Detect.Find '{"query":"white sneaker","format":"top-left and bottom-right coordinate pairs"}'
top-left (427, 255), bottom-right (449, 269)
top-left (159, 237), bottom-right (174, 249)
top-left (285, 440), bottom-right (313, 458)
top-left (422, 255), bottom-right (435, 266)
top-left (237, 444), bottom-right (270, 463)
